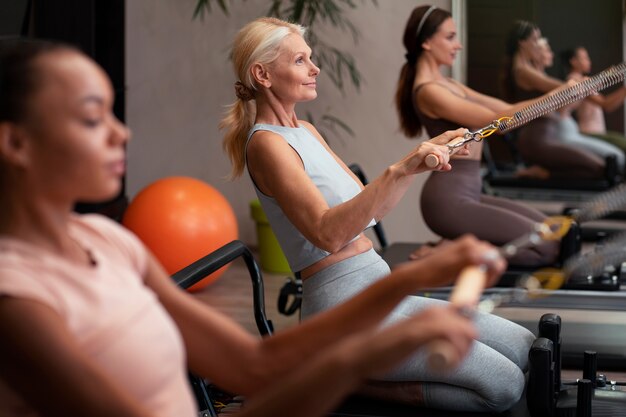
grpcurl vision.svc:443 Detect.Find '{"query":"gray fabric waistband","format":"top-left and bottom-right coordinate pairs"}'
top-left (302, 248), bottom-right (387, 292)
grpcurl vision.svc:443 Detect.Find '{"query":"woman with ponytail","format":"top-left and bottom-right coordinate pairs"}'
top-left (222, 16), bottom-right (535, 413)
top-left (395, 5), bottom-right (560, 267)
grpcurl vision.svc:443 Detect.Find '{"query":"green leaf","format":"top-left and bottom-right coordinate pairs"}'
top-left (193, 0), bottom-right (377, 140)
top-left (321, 114), bottom-right (355, 137)
top-left (193, 0), bottom-right (231, 19)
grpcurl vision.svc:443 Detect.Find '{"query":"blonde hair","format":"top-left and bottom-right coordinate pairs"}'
top-left (220, 17), bottom-right (306, 179)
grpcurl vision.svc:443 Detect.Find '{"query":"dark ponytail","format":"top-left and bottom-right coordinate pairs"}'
top-left (560, 46), bottom-right (583, 73)
top-left (395, 62), bottom-right (420, 137)
top-left (499, 20), bottom-right (539, 101)
top-left (395, 5), bottom-right (451, 138)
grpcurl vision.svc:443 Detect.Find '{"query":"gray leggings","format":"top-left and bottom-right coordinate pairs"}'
top-left (421, 159), bottom-right (559, 266)
top-left (558, 117), bottom-right (625, 171)
top-left (301, 249), bottom-right (535, 413)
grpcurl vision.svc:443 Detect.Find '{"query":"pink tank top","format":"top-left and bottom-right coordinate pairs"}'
top-left (0, 214), bottom-right (196, 417)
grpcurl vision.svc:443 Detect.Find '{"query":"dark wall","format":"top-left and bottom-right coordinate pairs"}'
top-left (0, 0), bottom-right (127, 220)
top-left (467, 0), bottom-right (624, 132)
top-left (0, 0), bottom-right (30, 38)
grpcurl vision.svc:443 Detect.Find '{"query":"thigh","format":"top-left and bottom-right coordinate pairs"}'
top-left (564, 127), bottom-right (624, 161)
top-left (387, 296), bottom-right (534, 370)
top-left (518, 120), bottom-right (605, 176)
top-left (430, 197), bottom-right (539, 245)
top-left (382, 296), bottom-right (531, 392)
top-left (598, 131), bottom-right (626, 153)
top-left (480, 194), bottom-right (546, 223)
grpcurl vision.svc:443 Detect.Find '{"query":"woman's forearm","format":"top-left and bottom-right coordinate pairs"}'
top-left (312, 165), bottom-right (412, 252)
top-left (235, 342), bottom-right (362, 417)
top-left (600, 86), bottom-right (626, 112)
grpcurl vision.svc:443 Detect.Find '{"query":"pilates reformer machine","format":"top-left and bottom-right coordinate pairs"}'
top-left (417, 177), bottom-right (626, 368)
top-left (346, 160), bottom-right (626, 371)
top-left (174, 237), bottom-right (626, 417)
top-left (426, 61), bottom-right (626, 208)
top-left (429, 62), bottom-right (626, 242)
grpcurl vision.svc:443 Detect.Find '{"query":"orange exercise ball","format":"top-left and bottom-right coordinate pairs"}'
top-left (123, 176), bottom-right (238, 291)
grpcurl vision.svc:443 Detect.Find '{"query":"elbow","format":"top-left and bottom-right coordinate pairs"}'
top-left (309, 213), bottom-right (363, 253)
top-left (314, 226), bottom-right (360, 253)
top-left (313, 235), bottom-right (346, 254)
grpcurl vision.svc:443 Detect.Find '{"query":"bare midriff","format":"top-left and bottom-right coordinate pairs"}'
top-left (300, 234), bottom-right (373, 280)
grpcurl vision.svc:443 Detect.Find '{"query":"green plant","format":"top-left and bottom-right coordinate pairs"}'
top-left (194, 0), bottom-right (377, 141)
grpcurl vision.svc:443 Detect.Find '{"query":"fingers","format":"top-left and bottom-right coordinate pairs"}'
top-left (353, 306), bottom-right (476, 378)
top-left (423, 129), bottom-right (471, 169)
top-left (412, 141), bottom-right (450, 172)
top-left (429, 128), bottom-right (468, 145)
top-left (424, 153), bottom-right (442, 168)
top-left (423, 150), bottom-right (450, 169)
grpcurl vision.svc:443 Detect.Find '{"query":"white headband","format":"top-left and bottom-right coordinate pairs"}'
top-left (416, 5), bottom-right (437, 39)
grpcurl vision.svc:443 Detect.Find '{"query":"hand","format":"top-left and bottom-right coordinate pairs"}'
top-left (395, 235), bottom-right (506, 289)
top-left (397, 128), bottom-right (468, 175)
top-left (351, 306), bottom-right (477, 378)
top-left (423, 128), bottom-right (470, 171)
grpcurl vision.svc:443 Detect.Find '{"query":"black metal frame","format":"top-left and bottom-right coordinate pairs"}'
top-left (173, 240), bottom-right (273, 336)
top-left (173, 240), bottom-right (273, 416)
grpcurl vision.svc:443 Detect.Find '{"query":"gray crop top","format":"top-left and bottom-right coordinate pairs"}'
top-left (246, 123), bottom-right (375, 272)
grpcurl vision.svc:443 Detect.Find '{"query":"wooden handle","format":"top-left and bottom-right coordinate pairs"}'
top-left (424, 135), bottom-right (470, 169)
top-left (426, 266), bottom-right (487, 372)
top-left (425, 154), bottom-right (440, 168)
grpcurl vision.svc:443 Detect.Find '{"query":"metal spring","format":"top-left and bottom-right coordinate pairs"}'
top-left (571, 182), bottom-right (626, 223)
top-left (564, 231), bottom-right (626, 279)
top-left (499, 62), bottom-right (626, 132)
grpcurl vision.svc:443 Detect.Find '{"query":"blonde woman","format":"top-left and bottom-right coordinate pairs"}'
top-left (221, 16), bottom-right (534, 412)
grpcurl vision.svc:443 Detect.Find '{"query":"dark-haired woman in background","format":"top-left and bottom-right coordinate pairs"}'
top-left (395, 5), bottom-right (558, 267)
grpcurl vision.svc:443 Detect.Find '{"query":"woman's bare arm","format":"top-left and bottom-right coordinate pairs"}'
top-left (246, 125), bottom-right (464, 253)
top-left (148, 236), bottom-right (503, 396)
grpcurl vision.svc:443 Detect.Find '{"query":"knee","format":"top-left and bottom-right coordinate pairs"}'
top-left (483, 369), bottom-right (526, 412)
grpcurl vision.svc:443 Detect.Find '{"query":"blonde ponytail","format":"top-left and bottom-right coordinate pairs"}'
top-left (221, 98), bottom-right (255, 179)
